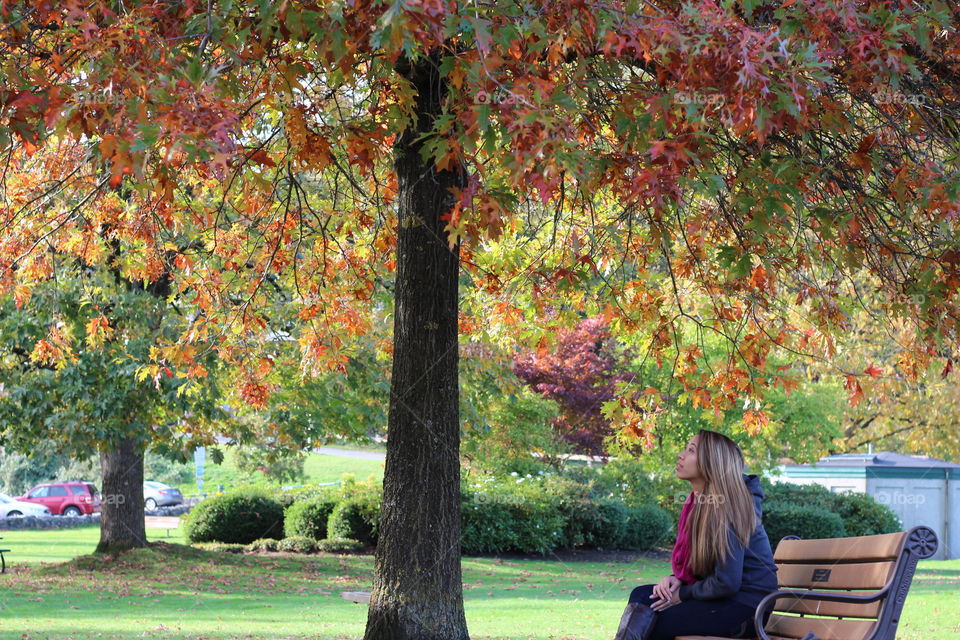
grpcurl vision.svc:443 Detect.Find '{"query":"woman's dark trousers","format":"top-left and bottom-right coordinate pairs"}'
top-left (621, 584), bottom-right (760, 640)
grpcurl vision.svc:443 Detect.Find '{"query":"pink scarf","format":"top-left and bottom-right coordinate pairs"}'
top-left (671, 491), bottom-right (697, 584)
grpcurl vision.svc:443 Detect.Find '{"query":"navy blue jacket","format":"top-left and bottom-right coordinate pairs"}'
top-left (677, 474), bottom-right (779, 609)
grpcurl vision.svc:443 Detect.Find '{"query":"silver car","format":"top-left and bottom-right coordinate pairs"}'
top-left (143, 481), bottom-right (184, 511)
top-left (0, 493), bottom-right (51, 517)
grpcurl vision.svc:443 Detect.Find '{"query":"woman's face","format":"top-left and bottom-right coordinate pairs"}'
top-left (675, 434), bottom-right (702, 482)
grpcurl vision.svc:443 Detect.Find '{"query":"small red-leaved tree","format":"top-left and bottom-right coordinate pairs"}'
top-left (513, 316), bottom-right (634, 456)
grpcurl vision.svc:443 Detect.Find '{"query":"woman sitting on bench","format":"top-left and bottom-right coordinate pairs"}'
top-left (615, 429), bottom-right (779, 640)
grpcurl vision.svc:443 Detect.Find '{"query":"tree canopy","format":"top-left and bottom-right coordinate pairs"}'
top-left (2, 1), bottom-right (958, 638)
top-left (1, 0), bottom-right (956, 428)
top-left (0, 265), bottom-right (223, 458)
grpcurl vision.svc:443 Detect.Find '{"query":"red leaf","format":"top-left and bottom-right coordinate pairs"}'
top-left (864, 363), bottom-right (883, 378)
top-left (248, 149), bottom-right (276, 167)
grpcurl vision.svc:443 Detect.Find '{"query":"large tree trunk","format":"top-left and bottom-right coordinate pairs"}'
top-left (96, 435), bottom-right (146, 554)
top-left (363, 52), bottom-right (468, 640)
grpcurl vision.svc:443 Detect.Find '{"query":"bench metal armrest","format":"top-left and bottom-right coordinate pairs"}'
top-left (754, 587), bottom-right (890, 640)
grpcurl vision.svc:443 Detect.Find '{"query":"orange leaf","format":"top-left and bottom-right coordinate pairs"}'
top-left (749, 264), bottom-right (768, 291)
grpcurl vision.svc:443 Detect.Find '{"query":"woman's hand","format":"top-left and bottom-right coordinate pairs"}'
top-left (649, 575), bottom-right (681, 611)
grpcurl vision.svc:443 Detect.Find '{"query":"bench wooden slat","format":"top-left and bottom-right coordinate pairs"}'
top-left (773, 532), bottom-right (905, 564)
top-left (775, 561), bottom-right (896, 590)
top-left (773, 595), bottom-right (881, 619)
top-left (766, 614), bottom-right (877, 640)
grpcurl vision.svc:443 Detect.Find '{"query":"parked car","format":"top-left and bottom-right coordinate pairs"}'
top-left (0, 493), bottom-right (51, 517)
top-left (143, 481), bottom-right (183, 511)
top-left (18, 482), bottom-right (101, 516)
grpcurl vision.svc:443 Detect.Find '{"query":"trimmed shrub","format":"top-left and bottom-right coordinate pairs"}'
top-left (558, 498), bottom-right (629, 549)
top-left (825, 491), bottom-right (901, 537)
top-left (579, 458), bottom-right (667, 506)
top-left (184, 491), bottom-right (285, 544)
top-left (461, 491), bottom-right (521, 554)
top-left (285, 494), bottom-right (339, 540)
top-left (763, 503), bottom-right (846, 545)
top-left (328, 499), bottom-right (379, 545)
top-left (762, 480), bottom-right (900, 538)
top-left (246, 538), bottom-right (280, 552)
top-left (509, 497), bottom-right (566, 554)
top-left (275, 492), bottom-right (299, 510)
top-left (278, 536), bottom-right (317, 554)
top-left (763, 480), bottom-right (835, 507)
top-left (621, 504), bottom-right (674, 551)
top-left (276, 483), bottom-right (339, 509)
top-left (460, 485), bottom-right (565, 555)
top-left (192, 542), bottom-right (246, 553)
top-left (324, 478), bottom-right (382, 545)
top-left (461, 472), bottom-right (671, 554)
top-left (316, 537), bottom-right (364, 553)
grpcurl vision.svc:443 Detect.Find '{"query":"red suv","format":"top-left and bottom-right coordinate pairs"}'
top-left (18, 482), bottom-right (101, 516)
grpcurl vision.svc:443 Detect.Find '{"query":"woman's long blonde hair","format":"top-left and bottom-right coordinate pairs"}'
top-left (686, 429), bottom-right (759, 577)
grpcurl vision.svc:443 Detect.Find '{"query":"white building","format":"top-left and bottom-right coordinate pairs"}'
top-left (769, 451), bottom-right (960, 560)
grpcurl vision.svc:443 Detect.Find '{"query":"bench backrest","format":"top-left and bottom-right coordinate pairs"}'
top-left (763, 526), bottom-right (938, 640)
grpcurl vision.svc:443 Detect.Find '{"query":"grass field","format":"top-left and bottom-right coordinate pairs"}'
top-left (174, 448), bottom-right (385, 497)
top-left (0, 527), bottom-right (957, 640)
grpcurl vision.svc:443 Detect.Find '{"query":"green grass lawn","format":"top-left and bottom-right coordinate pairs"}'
top-left (0, 527), bottom-right (957, 640)
top-left (175, 449), bottom-right (385, 497)
top-left (1, 525), bottom-right (188, 566)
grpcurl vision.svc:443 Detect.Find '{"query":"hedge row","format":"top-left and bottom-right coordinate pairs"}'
top-left (184, 476), bottom-right (895, 555)
top-left (184, 481), bottom-right (380, 547)
top-left (760, 480), bottom-right (901, 544)
top-left (185, 475), bottom-right (673, 555)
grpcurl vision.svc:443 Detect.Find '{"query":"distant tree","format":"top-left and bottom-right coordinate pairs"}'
top-left (0, 446), bottom-right (67, 496)
top-left (143, 450), bottom-right (195, 487)
top-left (822, 304), bottom-right (960, 460)
top-left (0, 269), bottom-right (223, 552)
top-left (513, 316), bottom-right (634, 456)
top-left (460, 342), bottom-right (566, 474)
top-left (233, 444), bottom-right (307, 485)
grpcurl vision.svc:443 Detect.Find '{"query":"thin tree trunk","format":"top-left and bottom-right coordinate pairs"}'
top-left (363, 51), bottom-right (469, 640)
top-left (96, 435), bottom-right (146, 554)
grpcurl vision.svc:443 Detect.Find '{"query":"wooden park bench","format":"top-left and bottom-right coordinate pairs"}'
top-left (0, 536), bottom-right (10, 574)
top-left (676, 525), bottom-right (938, 640)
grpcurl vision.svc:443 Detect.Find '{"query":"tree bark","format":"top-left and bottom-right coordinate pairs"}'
top-left (96, 435), bottom-right (147, 554)
top-left (363, 51), bottom-right (469, 640)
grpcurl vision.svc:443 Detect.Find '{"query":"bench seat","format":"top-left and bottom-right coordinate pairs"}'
top-left (674, 526), bottom-right (937, 640)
